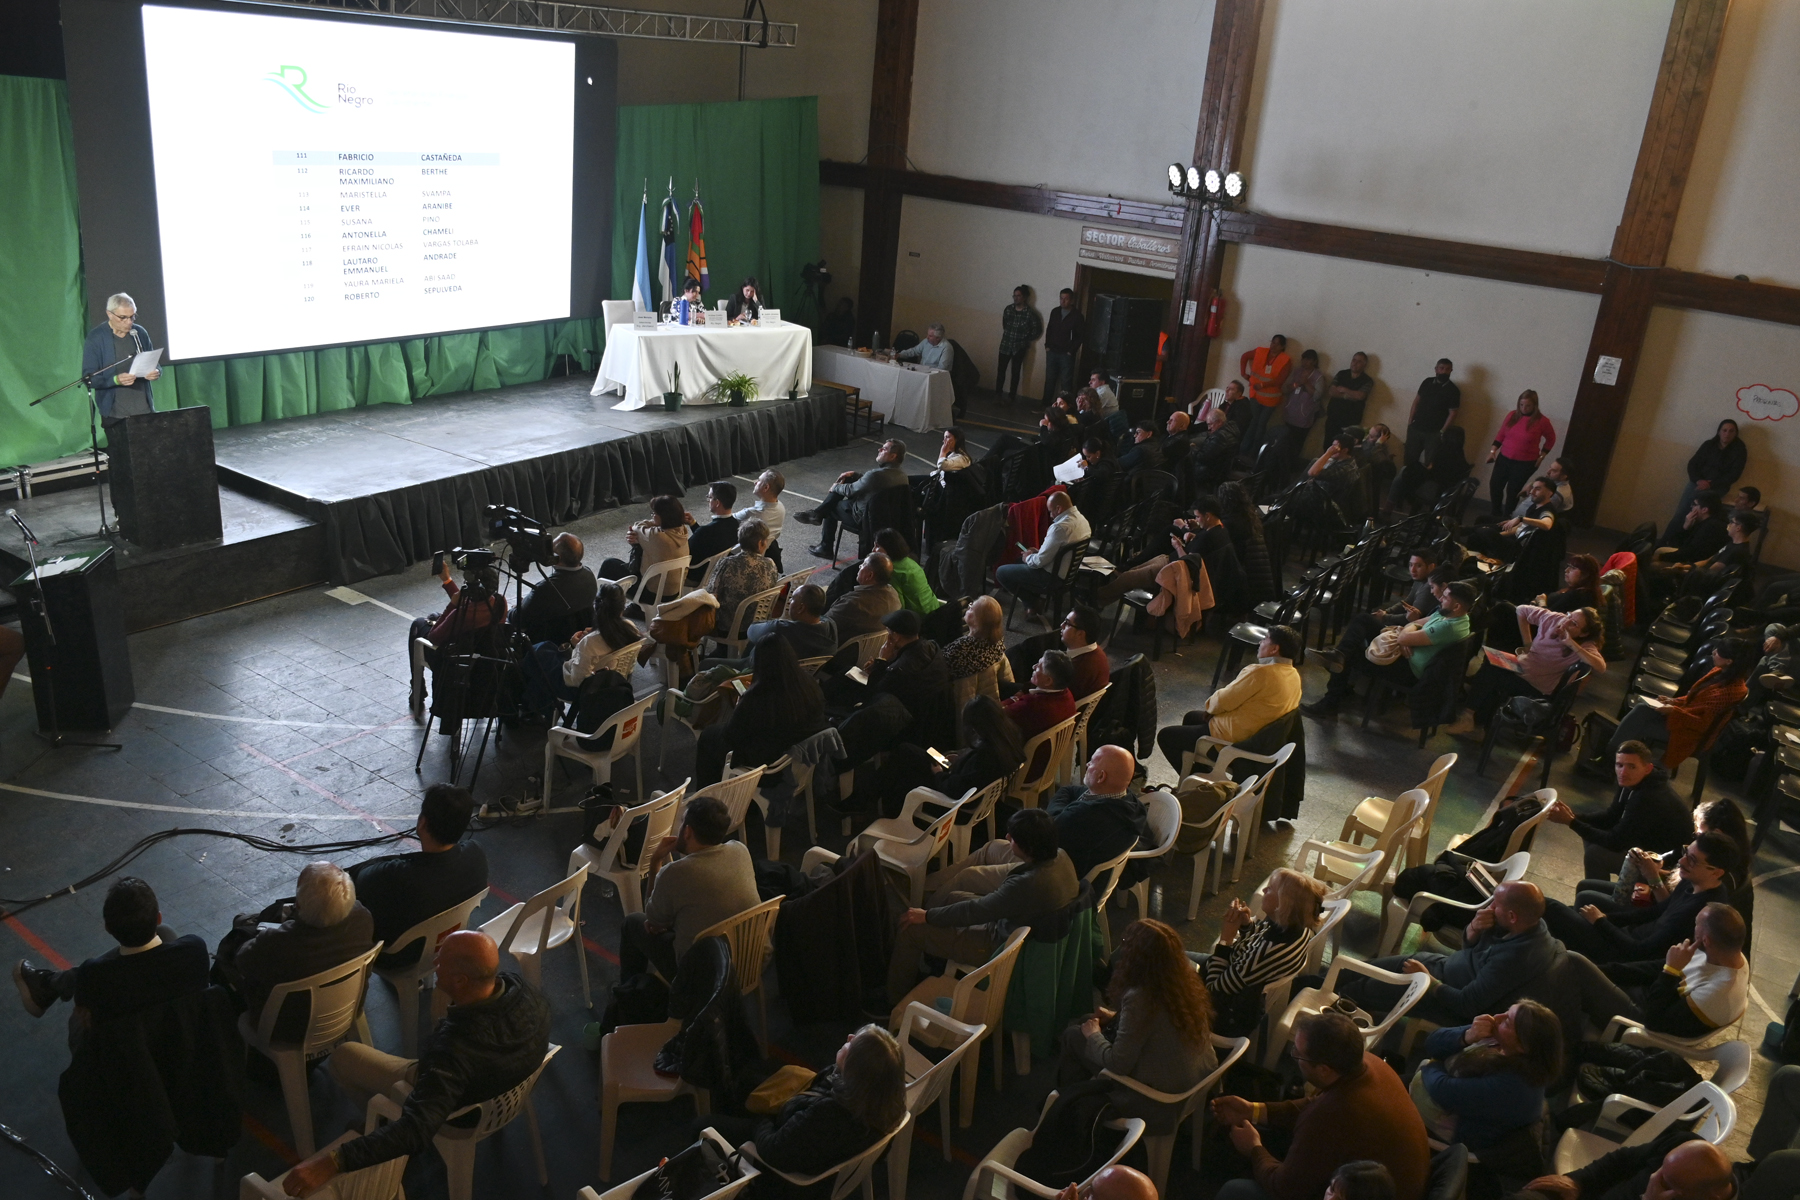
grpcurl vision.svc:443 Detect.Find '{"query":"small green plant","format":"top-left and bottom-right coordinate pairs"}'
top-left (708, 370), bottom-right (759, 405)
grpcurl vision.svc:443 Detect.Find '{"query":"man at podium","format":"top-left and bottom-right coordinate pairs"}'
top-left (82, 292), bottom-right (160, 430)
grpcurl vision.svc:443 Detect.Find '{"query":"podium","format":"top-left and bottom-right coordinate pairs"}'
top-left (109, 406), bottom-right (223, 551)
top-left (13, 546), bottom-right (135, 731)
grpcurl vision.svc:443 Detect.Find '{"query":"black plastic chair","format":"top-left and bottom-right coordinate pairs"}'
top-left (1476, 662), bottom-right (1591, 785)
top-left (1005, 537), bottom-right (1090, 632)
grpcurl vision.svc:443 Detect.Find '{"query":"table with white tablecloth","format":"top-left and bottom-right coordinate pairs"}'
top-left (591, 321), bottom-right (813, 409)
top-left (812, 345), bottom-right (955, 433)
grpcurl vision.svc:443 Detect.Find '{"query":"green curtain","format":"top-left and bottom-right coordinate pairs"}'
top-left (0, 76), bottom-right (88, 468)
top-left (612, 96), bottom-right (821, 327)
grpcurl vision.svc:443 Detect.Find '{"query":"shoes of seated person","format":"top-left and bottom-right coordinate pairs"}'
top-left (1314, 647), bottom-right (1346, 673)
top-left (793, 509), bottom-right (823, 526)
top-left (1443, 711), bottom-right (1478, 737)
top-left (1761, 673), bottom-right (1794, 693)
top-left (806, 544), bottom-right (835, 559)
top-left (14, 960), bottom-right (56, 1018)
top-left (1300, 697), bottom-right (1341, 719)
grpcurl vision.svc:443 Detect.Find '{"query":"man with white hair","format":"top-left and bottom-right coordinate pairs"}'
top-left (82, 292), bottom-right (162, 426)
top-left (897, 321), bottom-right (954, 371)
top-left (214, 861), bottom-right (374, 1042)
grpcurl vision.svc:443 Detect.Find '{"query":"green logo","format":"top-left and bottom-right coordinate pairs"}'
top-left (265, 65), bottom-right (327, 112)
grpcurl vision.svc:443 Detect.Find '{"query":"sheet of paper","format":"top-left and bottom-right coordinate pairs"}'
top-left (129, 347), bottom-right (163, 375)
top-left (1052, 453), bottom-right (1087, 484)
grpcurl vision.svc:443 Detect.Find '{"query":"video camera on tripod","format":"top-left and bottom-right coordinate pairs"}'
top-left (431, 546), bottom-right (499, 577)
top-left (485, 504), bottom-right (553, 571)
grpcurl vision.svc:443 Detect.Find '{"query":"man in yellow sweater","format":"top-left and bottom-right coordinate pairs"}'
top-left (1156, 625), bottom-right (1303, 774)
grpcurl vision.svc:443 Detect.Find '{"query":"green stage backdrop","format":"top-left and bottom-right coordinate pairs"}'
top-left (612, 96), bottom-right (821, 325)
top-left (0, 81), bottom-right (820, 467)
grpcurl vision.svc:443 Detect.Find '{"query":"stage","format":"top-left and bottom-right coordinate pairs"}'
top-left (0, 376), bottom-right (848, 628)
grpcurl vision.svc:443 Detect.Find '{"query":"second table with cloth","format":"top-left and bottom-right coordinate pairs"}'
top-left (812, 345), bottom-right (955, 433)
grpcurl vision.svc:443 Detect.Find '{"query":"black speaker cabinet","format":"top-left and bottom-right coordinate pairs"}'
top-left (12, 545), bottom-right (135, 731)
top-left (110, 406), bottom-right (223, 551)
top-left (1090, 294), bottom-right (1166, 377)
top-left (1117, 378), bottom-right (1162, 422)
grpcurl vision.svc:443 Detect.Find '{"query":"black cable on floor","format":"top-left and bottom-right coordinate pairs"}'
top-left (0, 1121), bottom-right (100, 1200)
top-left (0, 826), bottom-right (408, 920)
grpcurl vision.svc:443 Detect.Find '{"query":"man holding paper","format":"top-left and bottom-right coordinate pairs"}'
top-left (82, 292), bottom-right (161, 427)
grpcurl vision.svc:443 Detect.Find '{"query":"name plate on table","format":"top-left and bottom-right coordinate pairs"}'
top-left (761, 309), bottom-right (780, 324)
top-left (633, 312), bottom-right (658, 331)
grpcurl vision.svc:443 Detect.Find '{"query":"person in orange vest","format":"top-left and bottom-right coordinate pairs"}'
top-left (1238, 333), bottom-right (1292, 464)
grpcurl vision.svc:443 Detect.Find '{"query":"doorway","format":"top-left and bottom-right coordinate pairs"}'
top-left (1072, 264), bottom-right (1174, 381)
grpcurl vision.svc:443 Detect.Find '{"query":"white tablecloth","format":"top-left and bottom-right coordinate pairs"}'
top-left (592, 322), bottom-right (814, 408)
top-left (812, 345), bottom-right (955, 433)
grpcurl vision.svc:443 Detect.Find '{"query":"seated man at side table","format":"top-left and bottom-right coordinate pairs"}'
top-left (897, 321), bottom-right (954, 371)
top-left (885, 808), bottom-right (1079, 1009)
top-left (515, 532), bottom-right (597, 645)
top-left (996, 490), bottom-right (1090, 615)
top-left (1302, 581), bottom-right (1474, 719)
top-left (281, 930), bottom-right (551, 1194)
top-left (213, 861), bottom-right (374, 1042)
top-left (1212, 1010), bottom-right (1430, 1200)
top-left (794, 440), bottom-right (909, 559)
top-left (620, 794), bottom-right (760, 982)
top-left (348, 784), bottom-right (489, 970)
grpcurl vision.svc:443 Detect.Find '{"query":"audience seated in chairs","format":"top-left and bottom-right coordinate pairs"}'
top-left (1096, 494), bottom-right (1241, 613)
top-left (1119, 422), bottom-right (1163, 473)
top-left (886, 807), bottom-right (1080, 1009)
top-left (735, 469), bottom-right (789, 568)
top-left (943, 594), bottom-right (1008, 681)
top-left (1218, 481), bottom-right (1278, 606)
top-left (685, 480), bottom-right (743, 583)
top-left (1210, 1009), bottom-right (1430, 1200)
top-left (824, 553), bottom-right (902, 643)
top-left (1444, 604), bottom-right (1604, 736)
top-left (515, 532), bottom-right (597, 645)
top-left (1530, 552), bottom-right (1602, 614)
top-left (859, 692), bottom-right (1025, 819)
top-left (1158, 625), bottom-right (1302, 776)
top-left (717, 581), bottom-right (837, 666)
top-left (1303, 581), bottom-right (1476, 720)
top-left (1001, 605), bottom-right (1107, 698)
top-left (1314, 546), bottom-right (1441, 674)
top-left (1647, 489), bottom-right (1731, 578)
top-left (1542, 834), bottom-right (1739, 966)
top-left (1044, 745), bottom-right (1147, 879)
top-left (1663, 419), bottom-right (1746, 545)
top-left (1305, 428), bottom-right (1371, 526)
top-left (997, 490), bottom-right (1090, 616)
top-left (694, 632), bottom-right (828, 788)
top-left (1468, 476), bottom-right (1561, 564)
top-left (212, 861), bottom-right (374, 1042)
top-left (1195, 868), bottom-right (1328, 1039)
top-left (1003, 648), bottom-right (1077, 739)
top-left (1602, 901), bottom-right (1747, 1041)
top-left (408, 556), bottom-right (507, 719)
top-left (1191, 405), bottom-right (1242, 494)
top-left (1058, 918), bottom-right (1218, 1134)
top-left (1654, 509), bottom-right (1758, 604)
top-left (710, 518), bottom-right (780, 635)
top-left (347, 784), bottom-right (489, 970)
top-left (1607, 638), bottom-right (1751, 768)
top-left (620, 794), bottom-right (760, 982)
top-left (829, 608), bottom-right (953, 768)
top-left (874, 527), bottom-right (941, 616)
top-left (1546, 740), bottom-right (1692, 886)
top-left (1520, 1123), bottom-right (1737, 1200)
top-left (282, 929), bottom-right (552, 1193)
top-left (794, 438), bottom-right (909, 559)
top-left (523, 579), bottom-right (641, 717)
top-left (1410, 999), bottom-right (1563, 1158)
top-left (599, 494), bottom-right (692, 599)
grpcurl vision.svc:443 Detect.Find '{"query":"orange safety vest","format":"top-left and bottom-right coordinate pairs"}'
top-left (1244, 346), bottom-right (1291, 407)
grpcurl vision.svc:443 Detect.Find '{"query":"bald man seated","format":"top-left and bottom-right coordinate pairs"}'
top-left (1328, 881), bottom-right (1560, 1027)
top-left (1057, 1165), bottom-right (1159, 1200)
top-left (1511, 1130), bottom-right (1740, 1200)
top-left (516, 531), bottom-right (598, 645)
top-left (280, 930), bottom-right (551, 1195)
top-left (1042, 745), bottom-right (1148, 880)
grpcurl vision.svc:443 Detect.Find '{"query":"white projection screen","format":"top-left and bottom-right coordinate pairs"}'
top-left (139, 5), bottom-right (574, 360)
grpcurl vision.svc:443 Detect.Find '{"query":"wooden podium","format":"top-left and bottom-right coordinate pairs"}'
top-left (108, 406), bottom-right (223, 550)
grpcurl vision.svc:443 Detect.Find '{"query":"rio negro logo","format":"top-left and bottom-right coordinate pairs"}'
top-left (265, 65), bottom-right (328, 112)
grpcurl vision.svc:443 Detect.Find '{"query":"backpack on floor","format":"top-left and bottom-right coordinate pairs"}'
top-left (1014, 1078), bottom-right (1125, 1190)
top-left (1573, 711), bottom-right (1620, 778)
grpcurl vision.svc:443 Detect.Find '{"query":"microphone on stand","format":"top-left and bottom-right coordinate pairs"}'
top-left (7, 508), bottom-right (38, 545)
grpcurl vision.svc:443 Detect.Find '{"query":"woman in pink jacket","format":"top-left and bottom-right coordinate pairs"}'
top-left (1486, 390), bottom-right (1556, 517)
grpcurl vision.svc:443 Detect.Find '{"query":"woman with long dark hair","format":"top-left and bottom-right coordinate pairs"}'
top-left (726, 276), bottom-right (762, 324)
top-left (523, 580), bottom-right (643, 714)
top-left (857, 693), bottom-right (1026, 818)
top-left (1664, 419), bottom-right (1747, 544)
top-left (1060, 919), bottom-right (1218, 1132)
top-left (694, 632), bottom-right (826, 787)
top-left (1413, 1000), bottom-right (1562, 1153)
top-left (1608, 637), bottom-right (1753, 770)
top-left (1536, 553), bottom-right (1601, 612)
top-left (599, 493), bottom-right (691, 599)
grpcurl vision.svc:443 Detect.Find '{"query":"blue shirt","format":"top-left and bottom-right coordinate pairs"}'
top-left (898, 337), bottom-right (953, 371)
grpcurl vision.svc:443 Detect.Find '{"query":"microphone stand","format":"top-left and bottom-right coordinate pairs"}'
top-left (29, 353), bottom-right (134, 542)
top-left (7, 511), bottom-right (122, 752)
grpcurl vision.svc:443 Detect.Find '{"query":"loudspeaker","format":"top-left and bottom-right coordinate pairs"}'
top-left (1117, 378), bottom-right (1162, 422)
top-left (1090, 294), bottom-right (1165, 377)
top-left (13, 545), bottom-right (135, 731)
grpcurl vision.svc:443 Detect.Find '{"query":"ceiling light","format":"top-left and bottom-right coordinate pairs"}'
top-left (1204, 169), bottom-right (1222, 196)
top-left (1168, 163), bottom-right (1184, 191)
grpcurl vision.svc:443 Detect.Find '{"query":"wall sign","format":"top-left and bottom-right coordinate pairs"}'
top-left (1593, 355), bottom-right (1622, 386)
top-left (1079, 224), bottom-right (1179, 274)
top-left (1736, 384), bottom-right (1799, 422)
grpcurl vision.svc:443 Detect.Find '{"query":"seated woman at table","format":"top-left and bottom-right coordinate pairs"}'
top-left (598, 494), bottom-right (691, 602)
top-left (726, 276), bottom-right (762, 324)
top-left (1444, 605), bottom-right (1604, 735)
top-left (664, 276), bottom-right (707, 325)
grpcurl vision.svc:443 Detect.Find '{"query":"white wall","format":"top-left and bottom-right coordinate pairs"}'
top-left (1242, 0), bottom-right (1670, 258)
top-left (1666, 0), bottom-right (1800, 288)
top-left (1211, 243), bottom-right (1599, 464)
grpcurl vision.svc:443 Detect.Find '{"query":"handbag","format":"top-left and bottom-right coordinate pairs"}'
top-left (1366, 624), bottom-right (1412, 665)
top-left (632, 1133), bottom-right (743, 1200)
top-left (746, 1065), bottom-right (817, 1115)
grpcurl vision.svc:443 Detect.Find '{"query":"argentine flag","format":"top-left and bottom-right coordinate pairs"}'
top-left (631, 191), bottom-right (652, 311)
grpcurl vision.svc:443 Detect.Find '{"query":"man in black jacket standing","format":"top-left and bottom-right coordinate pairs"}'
top-left (1043, 288), bottom-right (1084, 405)
top-left (1546, 740), bottom-right (1693, 883)
top-left (1543, 834), bottom-right (1738, 966)
top-left (281, 930), bottom-right (551, 1193)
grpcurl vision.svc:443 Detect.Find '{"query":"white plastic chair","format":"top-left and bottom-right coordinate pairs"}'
top-left (1341, 752), bottom-right (1457, 870)
top-left (1187, 772), bottom-right (1275, 917)
top-left (708, 581), bottom-right (786, 660)
top-left (1087, 846), bottom-right (1135, 951)
top-left (1122, 789), bottom-right (1183, 924)
top-left (604, 638), bottom-right (652, 679)
top-left (582, 1128), bottom-right (757, 1200)
top-left (888, 924), bottom-right (1031, 1128)
top-left (543, 690), bottom-right (658, 805)
top-left (938, 776), bottom-right (1007, 863)
top-left (602, 298), bottom-right (635, 331)
top-left (1552, 1081), bottom-right (1736, 1174)
top-left (1065, 683), bottom-right (1112, 782)
top-left (889, 1003), bottom-right (988, 1200)
top-left (1378, 850), bottom-right (1532, 956)
top-left (373, 890), bottom-right (489, 1057)
top-left (692, 895), bottom-right (783, 1053)
top-left (1009, 717), bottom-right (1077, 809)
top-left (1252, 898), bottom-right (1354, 1048)
top-left (239, 1107), bottom-right (406, 1199)
top-left (962, 1092), bottom-right (1145, 1200)
top-left (1303, 788), bottom-right (1430, 904)
top-left (373, 1044), bottom-right (560, 1200)
top-left (845, 629), bottom-right (889, 668)
top-left (725, 754), bottom-right (790, 859)
top-left (631, 555), bottom-right (692, 607)
top-left (1262, 956), bottom-right (1432, 1069)
top-left (479, 865), bottom-right (590, 1006)
top-left (1596, 1017), bottom-right (1751, 1094)
top-left (568, 783), bottom-right (686, 916)
top-left (1100, 1033), bottom-right (1249, 1196)
top-left (237, 943), bottom-right (384, 1157)
top-left (1445, 788), bottom-right (1558, 860)
top-left (600, 1018), bottom-right (710, 1180)
top-left (692, 547), bottom-right (732, 590)
top-left (691, 762), bottom-right (768, 847)
top-left (744, 1111), bottom-right (911, 1200)
top-left (1184, 741), bottom-right (1294, 858)
top-left (853, 786), bottom-right (972, 906)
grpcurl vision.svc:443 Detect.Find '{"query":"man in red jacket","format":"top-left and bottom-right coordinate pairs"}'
top-left (1059, 606), bottom-right (1110, 699)
top-left (1003, 650), bottom-right (1077, 739)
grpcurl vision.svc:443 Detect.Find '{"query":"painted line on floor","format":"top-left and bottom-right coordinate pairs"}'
top-left (132, 701), bottom-right (382, 730)
top-left (1751, 864), bottom-right (1800, 887)
top-left (0, 780), bottom-right (384, 821)
top-left (0, 913), bottom-right (72, 971)
top-left (1750, 983), bottom-right (1782, 1024)
top-left (242, 1112), bottom-right (300, 1167)
top-left (236, 742), bottom-right (402, 837)
top-left (325, 585), bottom-right (416, 621)
top-left (279, 715), bottom-right (414, 767)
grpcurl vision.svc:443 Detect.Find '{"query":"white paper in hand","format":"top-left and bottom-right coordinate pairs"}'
top-left (129, 347), bottom-right (163, 376)
top-left (1052, 453), bottom-right (1087, 485)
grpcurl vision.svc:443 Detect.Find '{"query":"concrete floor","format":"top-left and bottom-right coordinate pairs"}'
top-left (0, 386), bottom-right (1792, 1197)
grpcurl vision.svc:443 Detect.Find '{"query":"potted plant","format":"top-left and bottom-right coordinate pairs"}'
top-left (662, 363), bottom-right (683, 411)
top-left (709, 370), bottom-right (759, 407)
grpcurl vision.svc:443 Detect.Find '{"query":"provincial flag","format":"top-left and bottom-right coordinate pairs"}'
top-left (658, 190), bottom-right (679, 306)
top-left (631, 189), bottom-right (652, 311)
top-left (685, 196), bottom-right (709, 294)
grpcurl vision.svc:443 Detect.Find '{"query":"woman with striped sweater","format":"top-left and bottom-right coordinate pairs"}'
top-left (1199, 868), bottom-right (1328, 1037)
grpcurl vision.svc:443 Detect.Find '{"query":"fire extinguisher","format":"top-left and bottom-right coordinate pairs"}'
top-left (1205, 292), bottom-right (1227, 338)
